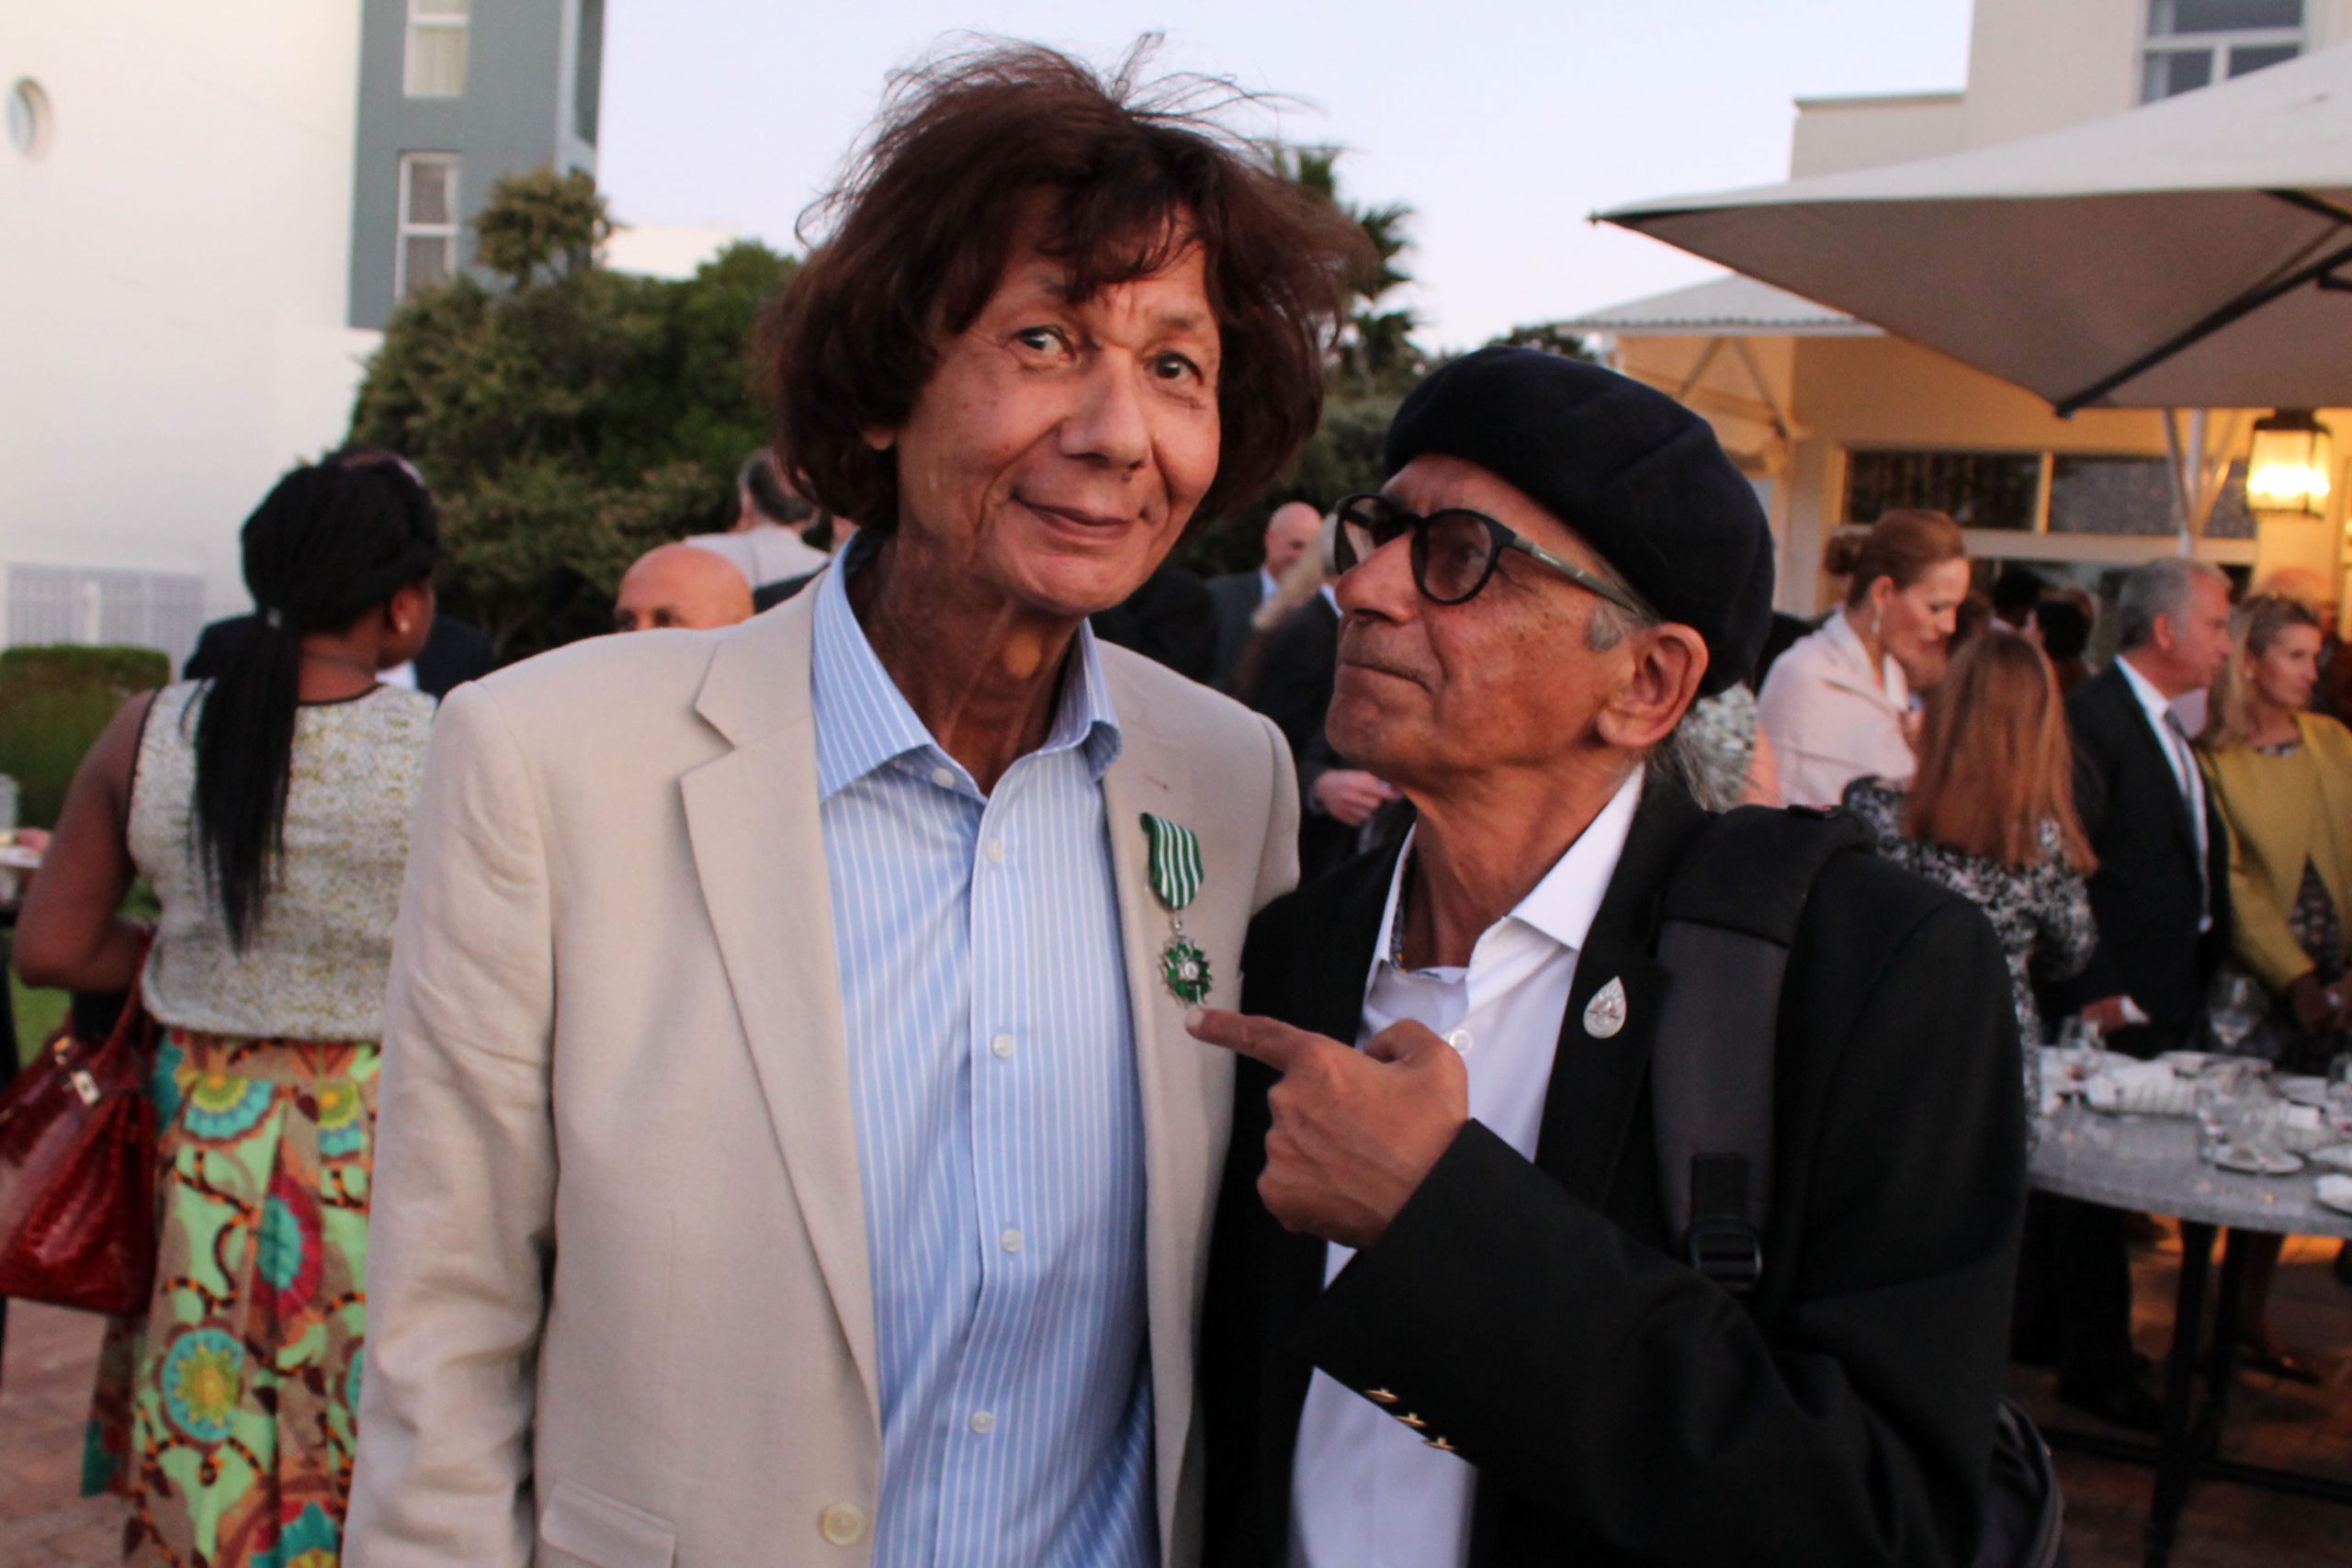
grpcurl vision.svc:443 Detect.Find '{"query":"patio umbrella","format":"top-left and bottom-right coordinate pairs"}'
top-left (1598, 42), bottom-right (2352, 416)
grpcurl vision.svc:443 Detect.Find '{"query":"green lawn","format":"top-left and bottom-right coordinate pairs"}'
top-left (12, 971), bottom-right (68, 1066)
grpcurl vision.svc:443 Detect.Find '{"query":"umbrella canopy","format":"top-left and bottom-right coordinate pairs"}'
top-left (1600, 43), bottom-right (2352, 414)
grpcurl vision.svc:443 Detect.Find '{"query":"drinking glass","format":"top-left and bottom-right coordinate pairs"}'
top-left (2205, 973), bottom-right (2264, 1055)
top-left (2326, 1053), bottom-right (2352, 1140)
top-left (2053, 1015), bottom-right (2103, 1087)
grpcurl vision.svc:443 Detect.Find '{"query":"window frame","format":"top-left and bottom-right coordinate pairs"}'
top-left (1836, 445), bottom-right (2261, 565)
top-left (403, 0), bottom-right (471, 99)
top-left (2139, 0), bottom-right (2303, 103)
top-left (394, 152), bottom-right (462, 304)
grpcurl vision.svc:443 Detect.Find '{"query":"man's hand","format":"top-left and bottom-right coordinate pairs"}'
top-left (1310, 769), bottom-right (1399, 828)
top-left (1187, 1006), bottom-right (1467, 1251)
top-left (2079, 996), bottom-right (2135, 1036)
top-left (2290, 972), bottom-right (2336, 1035)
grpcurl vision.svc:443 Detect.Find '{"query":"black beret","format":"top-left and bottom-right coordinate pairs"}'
top-left (1383, 346), bottom-right (1775, 696)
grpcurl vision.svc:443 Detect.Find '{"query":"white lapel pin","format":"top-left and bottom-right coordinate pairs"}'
top-left (1582, 976), bottom-right (1628, 1039)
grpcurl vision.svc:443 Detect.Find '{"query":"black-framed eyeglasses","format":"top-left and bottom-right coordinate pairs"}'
top-left (1329, 492), bottom-right (1653, 617)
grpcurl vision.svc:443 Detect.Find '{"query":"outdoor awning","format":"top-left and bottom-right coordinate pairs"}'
top-left (1550, 276), bottom-right (1878, 338)
top-left (1599, 42), bottom-right (2352, 414)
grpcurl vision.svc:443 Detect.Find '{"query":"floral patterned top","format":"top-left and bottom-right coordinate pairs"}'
top-left (129, 680), bottom-right (436, 1041)
top-left (1841, 777), bottom-right (2098, 1052)
top-left (1681, 684), bottom-right (1761, 812)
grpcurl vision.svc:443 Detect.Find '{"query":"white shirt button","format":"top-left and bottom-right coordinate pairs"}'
top-left (929, 766), bottom-right (956, 789)
top-left (990, 1033), bottom-right (1014, 1059)
top-left (1001, 1227), bottom-right (1023, 1254)
top-left (1445, 1028), bottom-right (1474, 1055)
top-left (818, 1504), bottom-right (867, 1545)
top-left (985, 838), bottom-right (1005, 863)
top-left (969, 1409), bottom-right (996, 1434)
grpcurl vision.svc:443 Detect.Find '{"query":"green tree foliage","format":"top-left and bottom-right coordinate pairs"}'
top-left (348, 171), bottom-right (797, 658)
top-left (1490, 320), bottom-right (1599, 361)
top-left (472, 166), bottom-right (614, 290)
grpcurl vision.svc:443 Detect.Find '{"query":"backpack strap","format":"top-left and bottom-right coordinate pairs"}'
top-left (1652, 805), bottom-right (1871, 1294)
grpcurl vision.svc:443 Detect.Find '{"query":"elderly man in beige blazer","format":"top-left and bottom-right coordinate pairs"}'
top-left (344, 44), bottom-right (1359, 1568)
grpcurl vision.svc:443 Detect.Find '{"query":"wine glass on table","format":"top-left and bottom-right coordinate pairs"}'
top-left (2325, 1052), bottom-right (2352, 1143)
top-left (2205, 973), bottom-right (2264, 1056)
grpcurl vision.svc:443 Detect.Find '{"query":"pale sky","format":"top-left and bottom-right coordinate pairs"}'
top-left (597, 1), bottom-right (1976, 350)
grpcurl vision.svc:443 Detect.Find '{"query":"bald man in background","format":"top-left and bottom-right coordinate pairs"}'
top-left (613, 543), bottom-right (753, 633)
top-left (1208, 501), bottom-right (1323, 692)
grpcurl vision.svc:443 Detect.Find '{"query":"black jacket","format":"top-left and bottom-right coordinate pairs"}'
top-left (2044, 663), bottom-right (2231, 1053)
top-left (1205, 570), bottom-right (1268, 693)
top-left (1247, 596), bottom-right (1359, 880)
top-left (184, 612), bottom-right (494, 699)
top-left (1202, 781), bottom-right (2023, 1567)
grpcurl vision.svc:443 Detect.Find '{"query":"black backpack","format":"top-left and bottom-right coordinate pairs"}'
top-left (1651, 806), bottom-right (2065, 1568)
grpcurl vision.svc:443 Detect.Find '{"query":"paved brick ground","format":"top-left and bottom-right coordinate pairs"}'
top-left (3, 1230), bottom-right (2346, 1565)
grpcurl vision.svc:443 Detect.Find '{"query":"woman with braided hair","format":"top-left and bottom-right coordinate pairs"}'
top-left (16, 454), bottom-right (440, 1566)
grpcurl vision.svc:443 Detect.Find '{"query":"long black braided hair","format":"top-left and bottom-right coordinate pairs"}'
top-left (192, 457), bottom-right (440, 949)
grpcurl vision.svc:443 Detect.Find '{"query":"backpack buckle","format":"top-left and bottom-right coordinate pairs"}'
top-left (1686, 1218), bottom-right (1763, 1295)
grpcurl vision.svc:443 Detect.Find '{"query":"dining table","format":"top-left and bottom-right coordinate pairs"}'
top-left (2030, 1098), bottom-right (2352, 1568)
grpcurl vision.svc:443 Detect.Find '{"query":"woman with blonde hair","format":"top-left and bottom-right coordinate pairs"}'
top-left (2198, 592), bottom-right (2352, 1370)
top-left (1842, 632), bottom-right (2098, 1124)
top-left (1758, 508), bottom-right (1971, 805)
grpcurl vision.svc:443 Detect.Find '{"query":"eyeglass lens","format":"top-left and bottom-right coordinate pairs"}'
top-left (1336, 497), bottom-right (1498, 605)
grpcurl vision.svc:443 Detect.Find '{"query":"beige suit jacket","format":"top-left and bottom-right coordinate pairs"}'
top-left (345, 586), bottom-right (1300, 1567)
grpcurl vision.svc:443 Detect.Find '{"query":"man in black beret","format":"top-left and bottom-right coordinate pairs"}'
top-left (1194, 348), bottom-right (2022, 1566)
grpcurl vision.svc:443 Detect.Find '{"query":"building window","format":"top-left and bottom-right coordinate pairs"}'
top-left (396, 154), bottom-right (461, 301)
top-left (7, 78), bottom-right (53, 160)
top-left (404, 0), bottom-right (470, 98)
top-left (574, 0), bottom-right (605, 146)
top-left (1844, 450), bottom-right (2041, 532)
top-left (2142, 0), bottom-right (2301, 102)
top-left (1846, 450), bottom-right (2258, 542)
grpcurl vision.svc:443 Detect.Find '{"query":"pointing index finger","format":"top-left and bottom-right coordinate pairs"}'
top-left (1184, 1006), bottom-right (1329, 1074)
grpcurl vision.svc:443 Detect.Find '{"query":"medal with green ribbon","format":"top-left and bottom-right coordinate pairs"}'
top-left (1140, 812), bottom-right (1213, 1005)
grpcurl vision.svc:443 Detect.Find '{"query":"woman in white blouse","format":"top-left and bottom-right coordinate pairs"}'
top-left (1758, 509), bottom-right (1970, 807)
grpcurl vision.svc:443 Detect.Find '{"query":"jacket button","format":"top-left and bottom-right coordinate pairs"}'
top-left (819, 1504), bottom-right (867, 1546)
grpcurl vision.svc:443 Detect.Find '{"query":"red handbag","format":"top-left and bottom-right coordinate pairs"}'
top-left (0, 964), bottom-right (158, 1315)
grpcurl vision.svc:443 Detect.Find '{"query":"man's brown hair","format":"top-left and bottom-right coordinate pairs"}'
top-left (763, 40), bottom-right (1363, 536)
top-left (1906, 632), bottom-right (2095, 873)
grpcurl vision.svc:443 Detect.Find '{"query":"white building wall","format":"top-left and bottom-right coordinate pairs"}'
top-left (0, 0), bottom-right (378, 662)
top-left (1789, 93), bottom-right (1966, 179)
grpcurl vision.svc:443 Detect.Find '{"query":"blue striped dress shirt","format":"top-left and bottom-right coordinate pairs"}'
top-left (808, 549), bottom-right (1156, 1568)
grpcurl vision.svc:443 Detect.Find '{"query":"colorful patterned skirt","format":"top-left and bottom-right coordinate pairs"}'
top-left (82, 1028), bottom-right (378, 1568)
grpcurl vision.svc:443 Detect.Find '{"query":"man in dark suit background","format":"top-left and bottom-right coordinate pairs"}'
top-left (1248, 586), bottom-right (1399, 880)
top-left (1196, 350), bottom-right (2019, 1567)
top-left (2028, 555), bottom-right (2234, 1428)
top-left (185, 609), bottom-right (493, 697)
top-left (1207, 500), bottom-right (1322, 691)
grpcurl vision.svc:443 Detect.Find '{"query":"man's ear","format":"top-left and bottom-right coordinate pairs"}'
top-left (1594, 623), bottom-right (1708, 752)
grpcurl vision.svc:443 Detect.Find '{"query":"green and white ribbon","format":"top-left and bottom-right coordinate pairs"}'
top-left (1140, 813), bottom-right (1212, 1004)
top-left (1140, 813), bottom-right (1204, 913)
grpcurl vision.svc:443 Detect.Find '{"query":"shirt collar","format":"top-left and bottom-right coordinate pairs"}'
top-left (809, 534), bottom-right (1123, 798)
top-left (2116, 652), bottom-right (2179, 735)
top-left (1372, 767), bottom-right (1646, 984)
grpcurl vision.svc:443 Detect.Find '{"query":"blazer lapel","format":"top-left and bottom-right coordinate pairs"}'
top-left (1530, 784), bottom-right (1707, 1212)
top-left (679, 595), bottom-right (879, 1427)
top-left (1098, 671), bottom-right (1205, 1556)
top-left (2102, 668), bottom-right (2203, 864)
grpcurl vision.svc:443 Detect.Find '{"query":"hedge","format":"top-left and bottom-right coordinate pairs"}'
top-left (0, 645), bottom-right (174, 828)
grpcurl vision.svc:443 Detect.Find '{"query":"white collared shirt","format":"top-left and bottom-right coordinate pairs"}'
top-left (1754, 610), bottom-right (1914, 808)
top-left (1287, 769), bottom-right (1646, 1568)
top-left (2116, 653), bottom-right (2212, 931)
